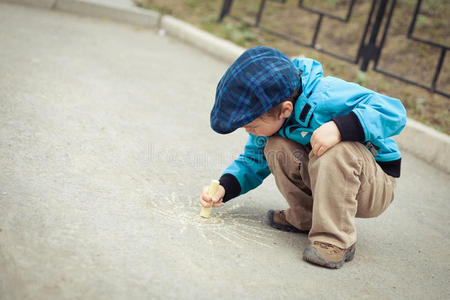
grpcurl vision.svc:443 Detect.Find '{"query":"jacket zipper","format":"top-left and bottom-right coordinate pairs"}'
top-left (366, 142), bottom-right (378, 156)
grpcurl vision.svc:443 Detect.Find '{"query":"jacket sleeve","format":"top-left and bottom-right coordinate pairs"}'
top-left (324, 78), bottom-right (407, 141)
top-left (220, 134), bottom-right (271, 201)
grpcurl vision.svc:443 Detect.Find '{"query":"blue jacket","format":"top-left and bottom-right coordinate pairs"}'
top-left (220, 58), bottom-right (407, 200)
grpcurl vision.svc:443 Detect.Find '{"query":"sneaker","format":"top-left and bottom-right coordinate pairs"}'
top-left (303, 241), bottom-right (355, 269)
top-left (267, 210), bottom-right (309, 234)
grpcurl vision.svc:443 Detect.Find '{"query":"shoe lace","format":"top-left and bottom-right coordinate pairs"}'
top-left (313, 241), bottom-right (342, 254)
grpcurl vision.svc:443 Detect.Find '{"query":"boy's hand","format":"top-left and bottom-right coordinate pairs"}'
top-left (199, 185), bottom-right (225, 208)
top-left (310, 121), bottom-right (342, 157)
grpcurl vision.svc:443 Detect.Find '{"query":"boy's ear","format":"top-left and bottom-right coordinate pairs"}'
top-left (280, 101), bottom-right (294, 119)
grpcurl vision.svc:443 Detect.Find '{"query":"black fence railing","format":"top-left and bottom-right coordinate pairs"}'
top-left (218, 0), bottom-right (449, 98)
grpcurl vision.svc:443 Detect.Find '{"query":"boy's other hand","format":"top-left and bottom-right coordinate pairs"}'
top-left (311, 121), bottom-right (342, 157)
top-left (199, 185), bottom-right (225, 208)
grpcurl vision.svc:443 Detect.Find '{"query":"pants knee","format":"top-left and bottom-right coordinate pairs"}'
top-left (310, 142), bottom-right (361, 164)
top-left (308, 142), bottom-right (364, 180)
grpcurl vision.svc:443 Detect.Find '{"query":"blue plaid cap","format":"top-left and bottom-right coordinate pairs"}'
top-left (210, 46), bottom-right (301, 134)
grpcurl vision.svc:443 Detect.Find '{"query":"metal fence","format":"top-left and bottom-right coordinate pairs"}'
top-left (219, 0), bottom-right (449, 98)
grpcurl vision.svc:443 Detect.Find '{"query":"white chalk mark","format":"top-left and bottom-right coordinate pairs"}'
top-left (215, 231), bottom-right (243, 249)
top-left (230, 226), bottom-right (270, 240)
top-left (226, 228), bottom-right (273, 248)
top-left (144, 190), bottom-right (280, 248)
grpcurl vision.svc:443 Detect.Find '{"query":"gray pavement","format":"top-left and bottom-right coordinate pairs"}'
top-left (0, 3), bottom-right (449, 299)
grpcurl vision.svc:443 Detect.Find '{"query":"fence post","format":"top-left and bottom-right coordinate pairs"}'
top-left (255, 0), bottom-right (267, 27)
top-left (431, 48), bottom-right (446, 93)
top-left (218, 0), bottom-right (234, 22)
top-left (360, 0), bottom-right (389, 71)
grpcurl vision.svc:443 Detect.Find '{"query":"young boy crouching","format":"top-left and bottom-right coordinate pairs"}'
top-left (199, 46), bottom-right (406, 269)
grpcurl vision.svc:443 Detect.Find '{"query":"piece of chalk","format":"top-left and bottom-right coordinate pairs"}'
top-left (200, 179), bottom-right (220, 218)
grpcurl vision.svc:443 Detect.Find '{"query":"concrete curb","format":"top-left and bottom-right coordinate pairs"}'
top-left (55, 0), bottom-right (159, 28)
top-left (161, 15), bottom-right (245, 63)
top-left (396, 119), bottom-right (450, 174)
top-left (2, 0), bottom-right (449, 174)
top-left (1, 0), bottom-right (56, 8)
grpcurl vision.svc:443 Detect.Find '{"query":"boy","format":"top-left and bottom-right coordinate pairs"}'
top-left (199, 46), bottom-right (406, 269)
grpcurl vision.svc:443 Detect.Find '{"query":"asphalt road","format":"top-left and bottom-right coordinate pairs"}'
top-left (0, 3), bottom-right (449, 299)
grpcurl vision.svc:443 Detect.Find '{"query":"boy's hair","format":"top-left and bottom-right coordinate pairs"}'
top-left (260, 89), bottom-right (301, 120)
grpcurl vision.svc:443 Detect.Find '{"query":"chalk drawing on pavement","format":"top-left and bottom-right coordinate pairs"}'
top-left (146, 191), bottom-right (279, 249)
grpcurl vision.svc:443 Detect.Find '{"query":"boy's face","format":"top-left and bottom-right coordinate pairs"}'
top-left (242, 101), bottom-right (294, 136)
top-left (243, 116), bottom-right (286, 136)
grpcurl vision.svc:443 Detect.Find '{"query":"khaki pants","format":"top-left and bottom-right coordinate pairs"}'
top-left (264, 136), bottom-right (397, 249)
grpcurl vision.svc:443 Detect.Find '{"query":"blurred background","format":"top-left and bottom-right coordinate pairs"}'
top-left (136, 0), bottom-right (450, 135)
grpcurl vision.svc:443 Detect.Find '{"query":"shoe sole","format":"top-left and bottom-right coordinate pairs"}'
top-left (303, 246), bottom-right (356, 269)
top-left (267, 210), bottom-right (309, 234)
